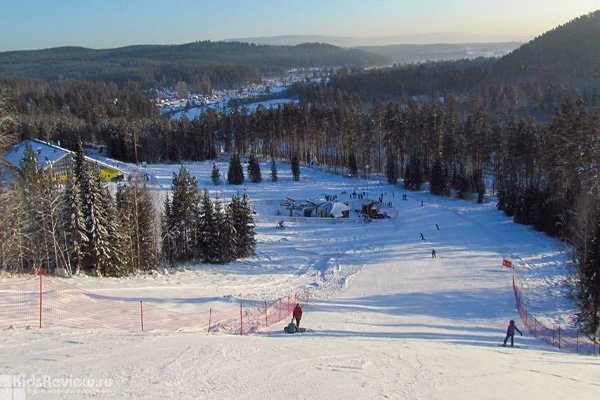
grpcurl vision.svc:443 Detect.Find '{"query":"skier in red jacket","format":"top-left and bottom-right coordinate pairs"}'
top-left (293, 303), bottom-right (303, 328)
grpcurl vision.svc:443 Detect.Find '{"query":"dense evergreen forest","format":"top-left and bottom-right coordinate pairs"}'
top-left (1, 11), bottom-right (599, 335)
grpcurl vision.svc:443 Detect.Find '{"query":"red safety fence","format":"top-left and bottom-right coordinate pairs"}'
top-left (512, 275), bottom-right (599, 356)
top-left (0, 272), bottom-right (308, 335)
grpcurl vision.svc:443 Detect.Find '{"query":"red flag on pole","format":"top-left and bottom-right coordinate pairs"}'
top-left (502, 259), bottom-right (512, 268)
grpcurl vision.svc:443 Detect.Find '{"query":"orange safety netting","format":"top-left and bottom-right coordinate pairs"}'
top-left (0, 273), bottom-right (308, 335)
top-left (512, 275), bottom-right (599, 356)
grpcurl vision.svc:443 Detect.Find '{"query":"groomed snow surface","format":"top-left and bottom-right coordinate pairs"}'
top-left (1, 160), bottom-right (599, 399)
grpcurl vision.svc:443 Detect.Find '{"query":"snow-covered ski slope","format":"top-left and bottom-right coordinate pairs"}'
top-left (0, 160), bottom-right (598, 399)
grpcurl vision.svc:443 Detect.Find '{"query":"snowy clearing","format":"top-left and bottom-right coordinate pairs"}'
top-left (0, 160), bottom-right (598, 399)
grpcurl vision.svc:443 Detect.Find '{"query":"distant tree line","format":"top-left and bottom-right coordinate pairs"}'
top-left (0, 41), bottom-right (385, 89)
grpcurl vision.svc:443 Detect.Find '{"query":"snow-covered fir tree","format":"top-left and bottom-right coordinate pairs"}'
top-left (160, 194), bottom-right (175, 264)
top-left (99, 179), bottom-right (126, 276)
top-left (227, 153), bottom-right (244, 185)
top-left (74, 140), bottom-right (122, 276)
top-left (248, 154), bottom-right (262, 183)
top-left (116, 180), bottom-right (158, 273)
top-left (197, 189), bottom-right (218, 262)
top-left (61, 176), bottom-right (88, 275)
top-left (168, 166), bottom-right (200, 262)
top-left (213, 195), bottom-right (236, 263)
top-left (228, 192), bottom-right (256, 258)
top-left (211, 162), bottom-right (221, 185)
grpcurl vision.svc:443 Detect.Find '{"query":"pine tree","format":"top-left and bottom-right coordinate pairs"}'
top-left (229, 192), bottom-right (256, 258)
top-left (430, 159), bottom-right (449, 196)
top-left (82, 171), bottom-right (123, 276)
top-left (472, 169), bottom-right (486, 203)
top-left (0, 187), bottom-right (18, 271)
top-left (16, 144), bottom-right (46, 271)
top-left (247, 154), bottom-right (262, 183)
top-left (385, 153), bottom-right (398, 184)
top-left (227, 153), bottom-right (244, 185)
top-left (197, 189), bottom-right (218, 262)
top-left (161, 194), bottom-right (175, 264)
top-left (577, 219), bottom-right (600, 336)
top-left (239, 192), bottom-right (256, 257)
top-left (453, 164), bottom-right (471, 199)
top-left (211, 162), bottom-right (221, 185)
top-left (136, 183), bottom-right (159, 271)
top-left (213, 195), bottom-right (235, 263)
top-left (100, 181), bottom-right (126, 276)
top-left (13, 144), bottom-right (66, 274)
top-left (404, 154), bottom-right (423, 190)
top-left (115, 184), bottom-right (134, 272)
top-left (348, 152), bottom-right (358, 177)
top-left (1, 186), bottom-right (28, 272)
top-left (20, 143), bottom-right (39, 183)
top-left (169, 166), bottom-right (200, 262)
top-left (227, 195), bottom-right (242, 257)
top-left (116, 181), bottom-right (159, 273)
top-left (270, 158), bottom-right (278, 182)
top-left (291, 155), bottom-right (300, 181)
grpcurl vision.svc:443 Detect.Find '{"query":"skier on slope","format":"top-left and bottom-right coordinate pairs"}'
top-left (502, 320), bottom-right (523, 347)
top-left (293, 303), bottom-right (303, 328)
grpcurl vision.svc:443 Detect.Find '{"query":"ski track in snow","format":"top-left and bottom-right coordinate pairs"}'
top-left (1, 159), bottom-right (599, 399)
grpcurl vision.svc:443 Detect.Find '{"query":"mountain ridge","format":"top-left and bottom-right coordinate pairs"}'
top-left (493, 10), bottom-right (600, 82)
top-left (0, 41), bottom-right (387, 88)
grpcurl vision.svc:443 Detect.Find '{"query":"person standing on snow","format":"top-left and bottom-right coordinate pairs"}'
top-left (503, 320), bottom-right (523, 346)
top-left (293, 303), bottom-right (303, 328)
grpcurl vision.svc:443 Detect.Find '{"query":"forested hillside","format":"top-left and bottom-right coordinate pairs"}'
top-left (0, 41), bottom-right (388, 90)
top-left (326, 11), bottom-right (600, 114)
top-left (493, 10), bottom-right (600, 84)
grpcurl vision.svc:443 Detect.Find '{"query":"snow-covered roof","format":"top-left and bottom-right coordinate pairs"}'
top-left (4, 138), bottom-right (69, 170)
top-left (3, 138), bottom-right (125, 173)
top-left (318, 201), bottom-right (351, 218)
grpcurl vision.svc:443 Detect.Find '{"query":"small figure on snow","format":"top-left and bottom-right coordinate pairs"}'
top-left (285, 319), bottom-right (297, 333)
top-left (432, 249), bottom-right (436, 258)
top-left (293, 303), bottom-right (303, 328)
top-left (503, 320), bottom-right (523, 347)
top-left (420, 233), bottom-right (426, 240)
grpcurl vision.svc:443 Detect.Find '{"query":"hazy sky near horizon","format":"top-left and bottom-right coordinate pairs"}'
top-left (0, 0), bottom-right (598, 51)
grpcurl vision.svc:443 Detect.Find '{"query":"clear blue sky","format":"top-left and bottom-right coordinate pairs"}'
top-left (0, 0), bottom-right (598, 51)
